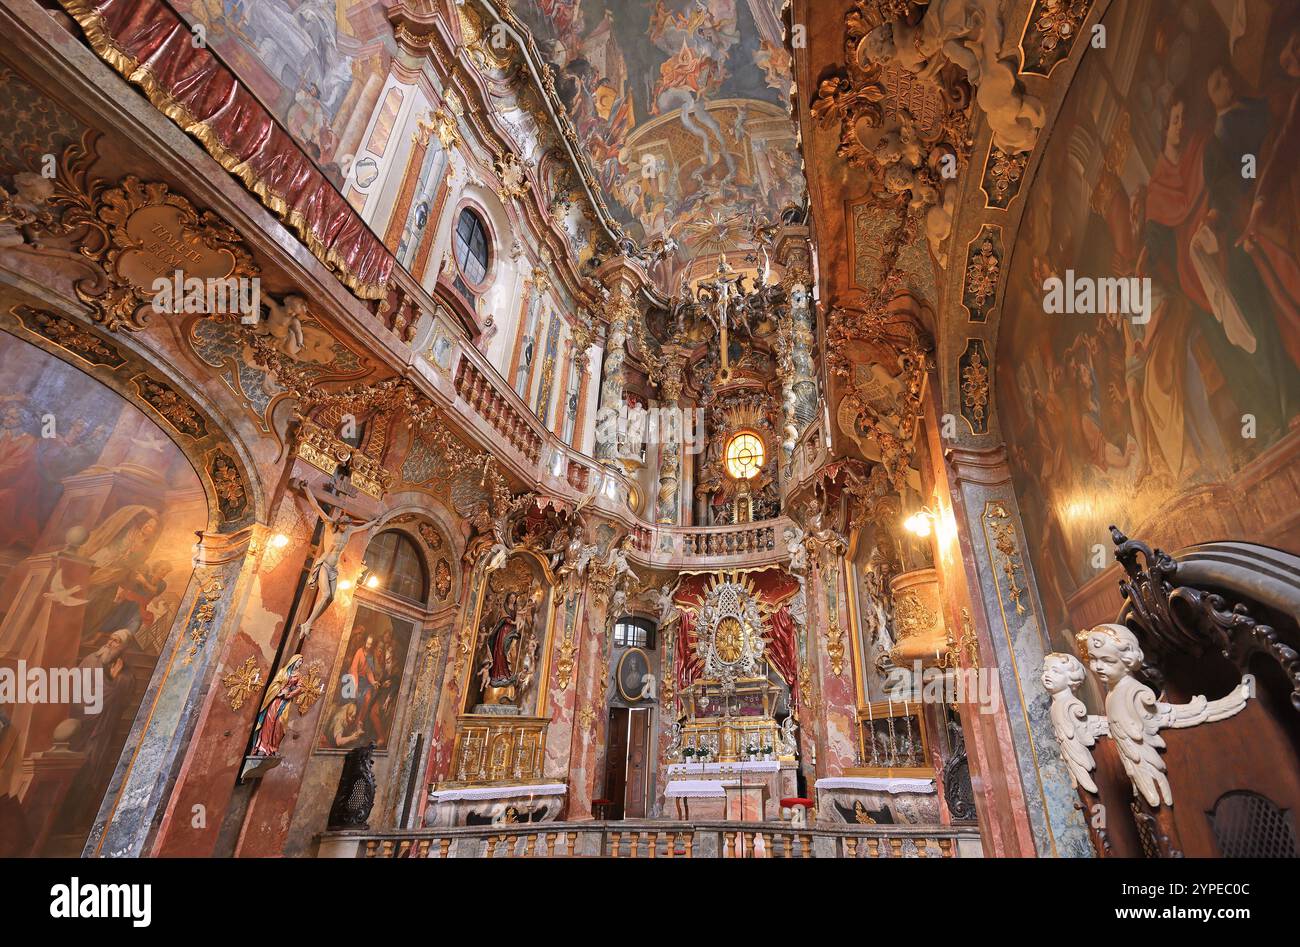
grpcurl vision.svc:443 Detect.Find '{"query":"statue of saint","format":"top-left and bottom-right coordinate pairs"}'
top-left (481, 591), bottom-right (523, 704)
top-left (250, 654), bottom-right (305, 758)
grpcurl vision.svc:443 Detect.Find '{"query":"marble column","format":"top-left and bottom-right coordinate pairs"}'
top-left (777, 231), bottom-right (817, 473)
top-left (941, 442), bottom-right (1093, 857)
top-left (565, 563), bottom-right (617, 818)
top-left (805, 534), bottom-right (858, 779)
top-left (87, 522), bottom-right (264, 857)
top-left (595, 296), bottom-right (631, 464)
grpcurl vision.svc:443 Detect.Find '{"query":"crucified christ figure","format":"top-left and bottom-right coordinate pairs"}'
top-left (295, 481), bottom-right (381, 641)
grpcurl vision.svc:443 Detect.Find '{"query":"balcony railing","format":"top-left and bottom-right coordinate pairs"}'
top-left (360, 270), bottom-right (804, 570)
top-left (318, 821), bottom-right (982, 858)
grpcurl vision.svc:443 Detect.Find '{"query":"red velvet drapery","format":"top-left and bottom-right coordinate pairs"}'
top-left (766, 604), bottom-right (799, 710)
top-left (62, 0), bottom-right (393, 298)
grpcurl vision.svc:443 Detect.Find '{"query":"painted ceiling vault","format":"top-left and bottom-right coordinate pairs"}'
top-left (507, 0), bottom-right (809, 283)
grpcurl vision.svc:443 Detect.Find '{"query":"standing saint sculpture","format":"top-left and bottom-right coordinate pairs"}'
top-left (293, 480), bottom-right (381, 641)
top-left (250, 653), bottom-right (305, 760)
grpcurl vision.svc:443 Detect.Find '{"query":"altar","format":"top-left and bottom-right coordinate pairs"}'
top-left (664, 760), bottom-right (797, 820)
top-left (662, 576), bottom-right (802, 822)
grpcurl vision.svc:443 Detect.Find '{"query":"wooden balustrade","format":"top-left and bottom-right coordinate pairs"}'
top-left (330, 822), bottom-right (978, 859)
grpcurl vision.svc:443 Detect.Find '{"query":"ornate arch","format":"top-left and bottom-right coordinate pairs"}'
top-left (2, 303), bottom-right (265, 532)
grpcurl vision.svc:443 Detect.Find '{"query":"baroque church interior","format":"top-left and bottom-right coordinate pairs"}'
top-left (0, 0), bottom-right (1299, 875)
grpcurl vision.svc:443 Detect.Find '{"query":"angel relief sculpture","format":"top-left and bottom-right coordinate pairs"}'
top-left (1043, 624), bottom-right (1254, 808)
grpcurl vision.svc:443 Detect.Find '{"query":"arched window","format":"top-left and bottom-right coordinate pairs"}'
top-left (362, 530), bottom-right (428, 604)
top-left (613, 617), bottom-right (656, 650)
top-left (453, 207), bottom-right (490, 286)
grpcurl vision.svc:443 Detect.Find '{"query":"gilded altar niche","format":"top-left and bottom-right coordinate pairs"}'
top-left (448, 553), bottom-right (554, 785)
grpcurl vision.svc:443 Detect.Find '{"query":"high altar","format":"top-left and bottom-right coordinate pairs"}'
top-left (664, 577), bottom-right (799, 821)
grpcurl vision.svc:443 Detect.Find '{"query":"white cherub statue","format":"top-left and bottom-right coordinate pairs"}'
top-left (1083, 623), bottom-right (1253, 807)
top-left (1042, 652), bottom-right (1107, 793)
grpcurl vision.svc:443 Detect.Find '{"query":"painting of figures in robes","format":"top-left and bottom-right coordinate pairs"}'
top-left (319, 605), bottom-right (413, 751)
top-left (997, 0), bottom-right (1300, 641)
top-left (0, 332), bottom-right (205, 855)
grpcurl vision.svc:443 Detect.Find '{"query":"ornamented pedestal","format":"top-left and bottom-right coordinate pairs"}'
top-left (424, 715), bottom-right (564, 826)
top-left (814, 775), bottom-right (939, 825)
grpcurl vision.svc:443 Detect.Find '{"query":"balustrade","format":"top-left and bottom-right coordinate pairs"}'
top-left (329, 822), bottom-right (978, 859)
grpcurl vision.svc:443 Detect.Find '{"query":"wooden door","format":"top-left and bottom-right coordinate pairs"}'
top-left (604, 707), bottom-right (629, 820)
top-left (625, 709), bottom-right (650, 818)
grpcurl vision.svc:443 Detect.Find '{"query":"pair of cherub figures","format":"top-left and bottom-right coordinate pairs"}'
top-left (1043, 623), bottom-right (1253, 808)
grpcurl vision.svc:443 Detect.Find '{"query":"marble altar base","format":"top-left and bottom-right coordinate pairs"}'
top-left (814, 776), bottom-right (939, 825)
top-left (665, 760), bottom-right (797, 820)
top-left (424, 783), bottom-right (567, 827)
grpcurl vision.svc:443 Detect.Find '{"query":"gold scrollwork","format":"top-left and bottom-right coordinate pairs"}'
top-left (222, 655), bottom-right (262, 711)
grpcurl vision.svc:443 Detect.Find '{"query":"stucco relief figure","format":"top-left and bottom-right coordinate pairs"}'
top-left (864, 0), bottom-right (1046, 154)
top-left (256, 294), bottom-right (308, 358)
top-left (1042, 652), bottom-right (1107, 794)
top-left (1083, 623), bottom-right (1253, 807)
top-left (294, 482), bottom-right (381, 640)
top-left (0, 172), bottom-right (55, 248)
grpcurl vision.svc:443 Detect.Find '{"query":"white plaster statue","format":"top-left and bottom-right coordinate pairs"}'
top-left (648, 581), bottom-right (681, 630)
top-left (1084, 623), bottom-right (1253, 807)
top-left (257, 294), bottom-right (307, 358)
top-left (778, 715), bottom-right (799, 758)
top-left (605, 534), bottom-right (640, 586)
top-left (637, 672), bottom-right (657, 702)
top-left (784, 525), bottom-right (808, 577)
top-left (865, 0), bottom-right (1046, 154)
top-left (1042, 652), bottom-right (1106, 794)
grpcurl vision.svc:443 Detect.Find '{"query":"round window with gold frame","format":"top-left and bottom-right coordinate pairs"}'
top-left (724, 432), bottom-right (765, 480)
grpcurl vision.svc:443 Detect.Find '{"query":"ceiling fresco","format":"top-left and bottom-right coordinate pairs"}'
top-left (510, 0), bottom-right (808, 280)
top-left (170, 0), bottom-right (396, 186)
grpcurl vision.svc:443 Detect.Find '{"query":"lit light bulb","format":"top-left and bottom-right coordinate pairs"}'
top-left (339, 579), bottom-right (354, 590)
top-left (270, 533), bottom-right (290, 548)
top-left (365, 574), bottom-right (380, 589)
top-left (903, 510), bottom-right (933, 538)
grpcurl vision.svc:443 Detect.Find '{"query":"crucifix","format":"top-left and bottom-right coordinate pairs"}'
top-left (702, 255), bottom-right (744, 378)
top-left (290, 473), bottom-right (381, 646)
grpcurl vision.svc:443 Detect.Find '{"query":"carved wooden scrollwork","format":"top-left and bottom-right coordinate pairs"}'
top-left (1110, 527), bottom-right (1300, 710)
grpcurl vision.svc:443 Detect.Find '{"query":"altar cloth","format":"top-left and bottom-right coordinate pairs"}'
top-left (664, 779), bottom-right (728, 799)
top-left (666, 760), bottom-right (781, 777)
top-left (428, 783), bottom-right (568, 802)
top-left (814, 776), bottom-right (935, 794)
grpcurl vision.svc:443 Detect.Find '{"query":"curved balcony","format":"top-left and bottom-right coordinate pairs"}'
top-left (367, 269), bottom-right (800, 572)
